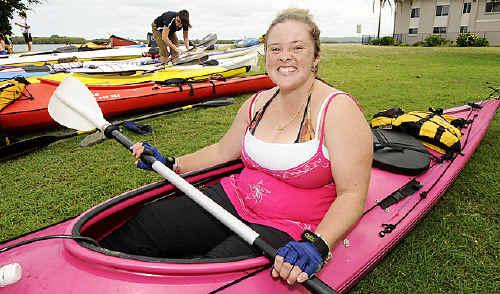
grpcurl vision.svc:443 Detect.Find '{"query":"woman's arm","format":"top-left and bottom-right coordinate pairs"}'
top-left (183, 29), bottom-right (189, 50)
top-left (316, 94), bottom-right (372, 249)
top-left (161, 27), bottom-right (179, 52)
top-left (272, 94), bottom-right (373, 285)
top-left (174, 97), bottom-right (253, 173)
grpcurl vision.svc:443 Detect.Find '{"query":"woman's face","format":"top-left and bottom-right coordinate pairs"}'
top-left (175, 16), bottom-right (182, 29)
top-left (265, 20), bottom-right (319, 91)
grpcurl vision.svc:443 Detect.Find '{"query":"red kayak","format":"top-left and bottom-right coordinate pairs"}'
top-left (110, 35), bottom-right (139, 47)
top-left (0, 74), bottom-right (275, 134)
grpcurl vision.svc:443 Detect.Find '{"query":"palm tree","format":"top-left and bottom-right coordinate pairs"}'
top-left (373, 0), bottom-right (395, 39)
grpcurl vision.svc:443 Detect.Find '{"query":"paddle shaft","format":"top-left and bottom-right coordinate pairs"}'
top-left (119, 98), bottom-right (234, 124)
top-left (0, 130), bottom-right (91, 162)
top-left (142, 49), bottom-right (206, 75)
top-left (80, 97), bottom-right (235, 147)
top-left (106, 127), bottom-right (336, 294)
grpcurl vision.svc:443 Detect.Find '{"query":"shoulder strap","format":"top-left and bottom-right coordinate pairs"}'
top-left (294, 93), bottom-right (313, 143)
top-left (248, 89), bottom-right (279, 134)
top-left (317, 92), bottom-right (361, 145)
top-left (315, 91), bottom-right (344, 143)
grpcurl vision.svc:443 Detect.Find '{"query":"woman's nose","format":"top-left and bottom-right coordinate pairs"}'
top-left (278, 48), bottom-right (293, 62)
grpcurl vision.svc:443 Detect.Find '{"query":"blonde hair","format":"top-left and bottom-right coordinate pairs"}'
top-left (264, 8), bottom-right (321, 58)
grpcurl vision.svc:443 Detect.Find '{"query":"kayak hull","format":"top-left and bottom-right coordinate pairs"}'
top-left (110, 35), bottom-right (139, 47)
top-left (0, 99), bottom-right (498, 293)
top-left (0, 74), bottom-right (275, 134)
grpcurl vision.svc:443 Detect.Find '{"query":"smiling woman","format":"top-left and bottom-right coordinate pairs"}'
top-left (255, 8), bottom-right (373, 284)
top-left (99, 7), bottom-right (372, 289)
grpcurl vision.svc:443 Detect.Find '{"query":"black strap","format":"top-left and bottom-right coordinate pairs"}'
top-left (155, 78), bottom-right (187, 93)
top-left (249, 89), bottom-right (279, 135)
top-left (0, 83), bottom-right (14, 91)
top-left (434, 126), bottom-right (445, 142)
top-left (294, 93), bottom-right (312, 143)
top-left (302, 230), bottom-right (330, 260)
top-left (467, 102), bottom-right (482, 109)
top-left (186, 82), bottom-right (194, 96)
top-left (208, 80), bottom-right (216, 94)
top-left (428, 107), bottom-right (443, 115)
top-left (414, 112), bottom-right (435, 128)
top-left (372, 107), bottom-right (404, 119)
top-left (378, 179), bottom-right (423, 209)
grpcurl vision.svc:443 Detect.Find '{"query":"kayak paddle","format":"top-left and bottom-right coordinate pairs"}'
top-left (79, 96), bottom-right (235, 147)
top-left (0, 130), bottom-right (93, 162)
top-left (0, 97), bottom-right (234, 161)
top-left (48, 76), bottom-right (336, 294)
top-left (141, 52), bottom-right (209, 76)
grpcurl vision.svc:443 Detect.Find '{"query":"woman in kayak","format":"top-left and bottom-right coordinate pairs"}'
top-left (151, 10), bottom-right (191, 63)
top-left (103, 8), bottom-right (372, 286)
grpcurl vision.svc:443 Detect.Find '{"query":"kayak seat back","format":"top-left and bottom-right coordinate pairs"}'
top-left (372, 129), bottom-right (431, 175)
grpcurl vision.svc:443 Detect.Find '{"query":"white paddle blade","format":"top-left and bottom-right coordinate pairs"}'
top-left (48, 76), bottom-right (109, 132)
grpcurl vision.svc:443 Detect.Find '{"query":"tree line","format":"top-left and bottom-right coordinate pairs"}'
top-left (9, 34), bottom-right (94, 44)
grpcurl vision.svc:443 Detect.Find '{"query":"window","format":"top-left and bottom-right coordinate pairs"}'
top-left (411, 8), bottom-right (420, 18)
top-left (433, 27), bottom-right (447, 33)
top-left (485, 1), bottom-right (500, 13)
top-left (436, 5), bottom-right (449, 16)
top-left (409, 28), bottom-right (418, 34)
top-left (460, 26), bottom-right (469, 33)
top-left (463, 2), bottom-right (472, 13)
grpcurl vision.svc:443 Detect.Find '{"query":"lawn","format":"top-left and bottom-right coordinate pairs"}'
top-left (1, 44), bottom-right (499, 293)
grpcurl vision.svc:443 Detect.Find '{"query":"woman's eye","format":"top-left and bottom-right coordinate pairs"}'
top-left (294, 46), bottom-right (305, 52)
top-left (270, 47), bottom-right (280, 53)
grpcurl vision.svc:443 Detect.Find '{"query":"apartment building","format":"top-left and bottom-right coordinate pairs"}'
top-left (394, 0), bottom-right (500, 45)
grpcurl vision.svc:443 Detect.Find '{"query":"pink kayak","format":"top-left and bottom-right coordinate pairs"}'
top-left (0, 99), bottom-right (498, 293)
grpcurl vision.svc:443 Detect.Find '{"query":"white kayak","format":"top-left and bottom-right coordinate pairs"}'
top-left (0, 47), bottom-right (150, 66)
top-left (64, 51), bottom-right (259, 74)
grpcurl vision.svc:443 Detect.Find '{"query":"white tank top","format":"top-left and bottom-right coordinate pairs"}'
top-left (244, 93), bottom-right (337, 170)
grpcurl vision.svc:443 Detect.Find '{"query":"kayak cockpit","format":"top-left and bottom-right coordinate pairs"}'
top-left (63, 160), bottom-right (271, 275)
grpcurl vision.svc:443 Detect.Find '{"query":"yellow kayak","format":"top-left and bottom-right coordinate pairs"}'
top-left (34, 65), bottom-right (250, 86)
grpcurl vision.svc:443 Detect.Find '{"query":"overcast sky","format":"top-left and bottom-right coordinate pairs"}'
top-left (11, 0), bottom-right (395, 40)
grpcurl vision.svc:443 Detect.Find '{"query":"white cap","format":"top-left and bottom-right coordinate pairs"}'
top-left (0, 263), bottom-right (22, 287)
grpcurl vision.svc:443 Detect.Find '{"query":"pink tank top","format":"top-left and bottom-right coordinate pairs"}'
top-left (220, 92), bottom-right (346, 239)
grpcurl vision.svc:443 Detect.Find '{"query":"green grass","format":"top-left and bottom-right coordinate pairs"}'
top-left (1, 45), bottom-right (499, 293)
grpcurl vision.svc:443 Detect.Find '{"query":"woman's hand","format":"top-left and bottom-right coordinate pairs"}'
top-left (131, 142), bottom-right (145, 159)
top-left (131, 142), bottom-right (175, 171)
top-left (174, 46), bottom-right (183, 55)
top-left (272, 240), bottom-right (324, 285)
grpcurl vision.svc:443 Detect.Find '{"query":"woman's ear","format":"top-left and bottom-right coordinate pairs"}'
top-left (314, 55), bottom-right (320, 67)
top-left (312, 55), bottom-right (320, 73)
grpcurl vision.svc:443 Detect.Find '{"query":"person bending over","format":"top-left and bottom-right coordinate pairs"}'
top-left (151, 10), bottom-right (191, 63)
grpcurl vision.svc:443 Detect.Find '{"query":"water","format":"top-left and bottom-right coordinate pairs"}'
top-left (12, 44), bottom-right (69, 53)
